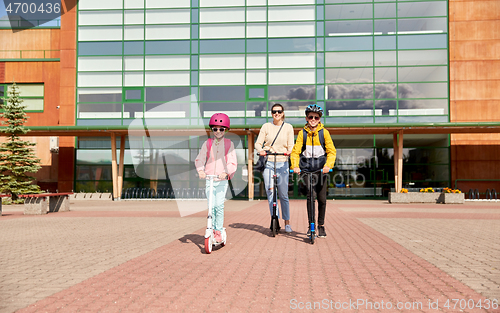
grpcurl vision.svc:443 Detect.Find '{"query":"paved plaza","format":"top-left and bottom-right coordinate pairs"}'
top-left (0, 199), bottom-right (499, 312)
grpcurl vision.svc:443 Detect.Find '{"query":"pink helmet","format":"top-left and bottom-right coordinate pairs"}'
top-left (209, 113), bottom-right (230, 129)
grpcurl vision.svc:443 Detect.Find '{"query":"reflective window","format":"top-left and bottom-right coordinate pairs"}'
top-left (200, 102), bottom-right (245, 118)
top-left (199, 86), bottom-right (246, 101)
top-left (145, 40), bottom-right (190, 54)
top-left (325, 4), bottom-right (373, 20)
top-left (398, 18), bottom-right (447, 34)
top-left (374, 51), bottom-right (396, 66)
top-left (79, 42), bottom-right (122, 56)
top-left (200, 39), bottom-right (246, 53)
top-left (246, 39), bottom-right (267, 53)
top-left (374, 3), bottom-right (396, 18)
top-left (375, 84), bottom-right (397, 99)
top-left (326, 51), bottom-right (373, 67)
top-left (325, 37), bottom-right (372, 51)
top-left (124, 41), bottom-right (144, 55)
top-left (326, 84), bottom-right (373, 99)
top-left (145, 87), bottom-right (191, 102)
top-left (398, 50), bottom-right (447, 66)
top-left (398, 83), bottom-right (448, 99)
top-left (268, 38), bottom-right (316, 53)
top-left (326, 20), bottom-right (372, 37)
top-left (375, 67), bottom-right (397, 83)
top-left (374, 19), bottom-right (396, 34)
top-left (374, 36), bottom-right (396, 50)
top-left (268, 85), bottom-right (315, 101)
top-left (78, 88), bottom-right (122, 103)
top-left (326, 100), bottom-right (375, 115)
top-left (398, 99), bottom-right (448, 113)
top-left (398, 1), bottom-right (447, 18)
top-left (326, 68), bottom-right (373, 83)
top-left (124, 103), bottom-right (144, 118)
top-left (398, 66), bottom-right (448, 82)
top-left (375, 99), bottom-right (397, 115)
top-left (247, 102), bottom-right (267, 117)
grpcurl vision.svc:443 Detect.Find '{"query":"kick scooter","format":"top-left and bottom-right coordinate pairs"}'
top-left (291, 168), bottom-right (332, 244)
top-left (204, 174), bottom-right (226, 254)
top-left (266, 152), bottom-right (288, 237)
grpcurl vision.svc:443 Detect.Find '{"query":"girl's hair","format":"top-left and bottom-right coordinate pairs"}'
top-left (271, 103), bottom-right (285, 121)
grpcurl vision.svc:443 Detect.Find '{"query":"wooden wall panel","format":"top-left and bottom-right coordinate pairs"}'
top-left (449, 0), bottom-right (500, 188)
top-left (451, 100), bottom-right (500, 122)
top-left (0, 29), bottom-right (56, 52)
top-left (3, 62), bottom-right (60, 127)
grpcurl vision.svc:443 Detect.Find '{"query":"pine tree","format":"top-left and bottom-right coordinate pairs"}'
top-left (0, 82), bottom-right (41, 201)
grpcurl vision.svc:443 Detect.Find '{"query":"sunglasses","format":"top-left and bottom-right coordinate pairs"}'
top-left (307, 115), bottom-right (320, 121)
top-left (212, 127), bottom-right (226, 132)
top-left (271, 110), bottom-right (283, 114)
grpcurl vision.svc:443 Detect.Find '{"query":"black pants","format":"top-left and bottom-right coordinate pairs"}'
top-left (303, 172), bottom-right (328, 226)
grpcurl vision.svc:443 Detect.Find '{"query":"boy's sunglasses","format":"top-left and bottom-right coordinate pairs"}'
top-left (307, 115), bottom-right (320, 121)
top-left (212, 127), bottom-right (226, 132)
top-left (271, 110), bottom-right (283, 114)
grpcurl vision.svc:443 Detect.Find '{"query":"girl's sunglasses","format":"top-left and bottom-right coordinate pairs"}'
top-left (212, 127), bottom-right (226, 132)
top-left (271, 110), bottom-right (283, 114)
top-left (307, 115), bottom-right (320, 121)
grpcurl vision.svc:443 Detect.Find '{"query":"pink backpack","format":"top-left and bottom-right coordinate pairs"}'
top-left (206, 138), bottom-right (234, 180)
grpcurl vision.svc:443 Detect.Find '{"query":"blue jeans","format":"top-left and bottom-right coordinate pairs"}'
top-left (263, 161), bottom-right (290, 221)
top-left (206, 180), bottom-right (228, 231)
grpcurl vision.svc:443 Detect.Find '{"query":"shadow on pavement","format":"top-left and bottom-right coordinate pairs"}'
top-left (178, 233), bottom-right (204, 253)
top-left (229, 222), bottom-right (310, 243)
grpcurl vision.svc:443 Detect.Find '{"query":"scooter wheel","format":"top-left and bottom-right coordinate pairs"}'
top-left (310, 232), bottom-right (315, 244)
top-left (205, 237), bottom-right (212, 254)
top-left (271, 219), bottom-right (277, 237)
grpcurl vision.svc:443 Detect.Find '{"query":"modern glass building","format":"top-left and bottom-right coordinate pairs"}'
top-left (73, 0), bottom-right (450, 198)
top-left (3, 0), bottom-right (498, 199)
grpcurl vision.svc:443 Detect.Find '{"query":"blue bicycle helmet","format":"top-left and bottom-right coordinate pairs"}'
top-left (305, 104), bottom-right (323, 117)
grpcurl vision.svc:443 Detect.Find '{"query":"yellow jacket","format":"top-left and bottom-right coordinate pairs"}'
top-left (290, 123), bottom-right (337, 169)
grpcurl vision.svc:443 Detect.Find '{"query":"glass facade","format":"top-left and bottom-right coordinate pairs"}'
top-left (75, 0), bottom-right (449, 197)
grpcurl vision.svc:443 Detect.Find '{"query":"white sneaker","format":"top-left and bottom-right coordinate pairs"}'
top-left (285, 224), bottom-right (292, 233)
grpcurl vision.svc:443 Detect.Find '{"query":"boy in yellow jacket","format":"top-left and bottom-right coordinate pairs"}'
top-left (290, 104), bottom-right (336, 238)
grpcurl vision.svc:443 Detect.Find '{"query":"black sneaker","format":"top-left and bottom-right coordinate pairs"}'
top-left (318, 226), bottom-right (326, 238)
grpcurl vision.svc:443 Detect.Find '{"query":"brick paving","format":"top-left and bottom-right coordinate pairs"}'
top-left (0, 200), bottom-right (498, 312)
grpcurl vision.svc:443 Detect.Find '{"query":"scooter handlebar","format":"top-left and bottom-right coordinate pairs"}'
top-left (265, 152), bottom-right (289, 156)
top-left (289, 169), bottom-right (333, 173)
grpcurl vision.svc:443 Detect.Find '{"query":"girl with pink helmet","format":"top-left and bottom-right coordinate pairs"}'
top-left (195, 113), bottom-right (237, 243)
